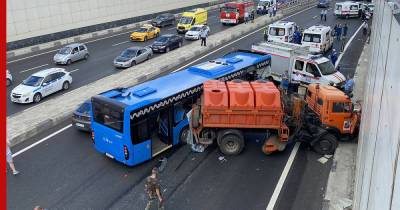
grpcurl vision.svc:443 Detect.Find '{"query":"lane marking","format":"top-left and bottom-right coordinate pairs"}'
top-left (266, 142), bottom-right (300, 210)
top-left (112, 40), bottom-right (130, 46)
top-left (336, 23), bottom-right (364, 68)
top-left (173, 5), bottom-right (316, 73)
top-left (168, 27), bottom-right (176, 31)
top-left (69, 69), bottom-right (79, 73)
top-left (11, 5), bottom-right (316, 158)
top-left (7, 8), bottom-right (221, 64)
top-left (20, 64), bottom-right (49, 73)
top-left (12, 124), bottom-right (73, 158)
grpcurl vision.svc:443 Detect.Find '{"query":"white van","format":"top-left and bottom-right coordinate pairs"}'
top-left (334, 1), bottom-right (361, 18)
top-left (251, 42), bottom-right (346, 86)
top-left (266, 21), bottom-right (297, 43)
top-left (302, 25), bottom-right (333, 54)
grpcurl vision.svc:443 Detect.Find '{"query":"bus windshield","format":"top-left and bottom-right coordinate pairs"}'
top-left (93, 100), bottom-right (124, 132)
top-left (303, 33), bottom-right (321, 43)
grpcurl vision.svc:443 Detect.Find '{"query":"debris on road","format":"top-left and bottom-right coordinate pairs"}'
top-left (191, 144), bottom-right (205, 153)
top-left (218, 156), bottom-right (227, 163)
top-left (158, 157), bottom-right (168, 172)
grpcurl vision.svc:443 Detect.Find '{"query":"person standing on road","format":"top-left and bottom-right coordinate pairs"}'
top-left (330, 49), bottom-right (338, 66)
top-left (323, 9), bottom-right (327, 21)
top-left (336, 24), bottom-right (342, 41)
top-left (251, 10), bottom-right (255, 23)
top-left (244, 11), bottom-right (249, 24)
top-left (290, 71), bottom-right (302, 93)
top-left (145, 167), bottom-right (164, 210)
top-left (269, 6), bottom-right (273, 17)
top-left (343, 75), bottom-right (355, 96)
top-left (273, 6), bottom-right (277, 16)
top-left (320, 10), bottom-right (324, 21)
top-left (200, 28), bottom-right (207, 47)
top-left (363, 21), bottom-right (369, 36)
top-left (342, 23), bottom-right (348, 38)
top-left (263, 5), bottom-right (267, 15)
top-left (7, 144), bottom-right (19, 176)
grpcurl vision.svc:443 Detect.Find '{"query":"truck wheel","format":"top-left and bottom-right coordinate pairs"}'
top-left (312, 133), bottom-right (338, 155)
top-left (218, 129), bottom-right (244, 155)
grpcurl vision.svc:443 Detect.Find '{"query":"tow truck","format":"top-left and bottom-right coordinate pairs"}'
top-left (189, 80), bottom-right (361, 155)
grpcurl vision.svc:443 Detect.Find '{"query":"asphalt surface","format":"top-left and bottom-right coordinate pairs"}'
top-left (7, 2), bottom-right (366, 210)
top-left (6, 8), bottom-right (227, 116)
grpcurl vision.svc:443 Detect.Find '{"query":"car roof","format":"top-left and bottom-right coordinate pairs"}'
top-left (64, 43), bottom-right (84, 48)
top-left (270, 21), bottom-right (295, 27)
top-left (32, 68), bottom-right (66, 77)
top-left (126, 46), bottom-right (143, 50)
top-left (304, 25), bottom-right (331, 33)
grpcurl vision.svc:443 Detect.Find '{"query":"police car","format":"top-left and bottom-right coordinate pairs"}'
top-left (10, 68), bottom-right (72, 103)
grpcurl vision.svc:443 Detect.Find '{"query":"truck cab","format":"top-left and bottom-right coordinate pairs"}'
top-left (220, 1), bottom-right (255, 25)
top-left (266, 21), bottom-right (297, 43)
top-left (306, 84), bottom-right (359, 136)
top-left (302, 25), bottom-right (333, 54)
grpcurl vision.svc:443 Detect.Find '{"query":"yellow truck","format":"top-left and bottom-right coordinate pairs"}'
top-left (177, 8), bottom-right (208, 33)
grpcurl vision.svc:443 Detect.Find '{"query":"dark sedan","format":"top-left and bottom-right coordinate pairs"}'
top-left (72, 100), bottom-right (92, 132)
top-left (151, 13), bottom-right (176, 27)
top-left (150, 34), bottom-right (183, 53)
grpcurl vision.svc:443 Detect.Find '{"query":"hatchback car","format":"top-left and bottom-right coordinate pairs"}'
top-left (184, 24), bottom-right (210, 40)
top-left (10, 68), bottom-right (72, 103)
top-left (72, 100), bottom-right (92, 132)
top-left (151, 13), bottom-right (176, 27)
top-left (150, 34), bottom-right (183, 53)
top-left (6, 69), bottom-right (12, 87)
top-left (130, 24), bottom-right (161, 42)
top-left (53, 43), bottom-right (89, 65)
top-left (113, 46), bottom-right (153, 68)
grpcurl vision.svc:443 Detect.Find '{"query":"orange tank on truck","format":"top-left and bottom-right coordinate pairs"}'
top-left (219, 1), bottom-right (255, 25)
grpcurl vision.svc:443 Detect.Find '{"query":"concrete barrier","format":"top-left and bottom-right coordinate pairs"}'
top-left (6, 0), bottom-right (317, 147)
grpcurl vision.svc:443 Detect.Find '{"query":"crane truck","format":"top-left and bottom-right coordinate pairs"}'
top-left (189, 79), bottom-right (360, 155)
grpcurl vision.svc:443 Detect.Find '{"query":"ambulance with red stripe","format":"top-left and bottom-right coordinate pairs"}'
top-left (251, 42), bottom-right (346, 86)
top-left (334, 1), bottom-right (361, 19)
top-left (302, 25), bottom-right (334, 54)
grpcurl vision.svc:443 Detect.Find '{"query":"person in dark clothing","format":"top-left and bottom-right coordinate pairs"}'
top-left (342, 23), bottom-right (348, 38)
top-left (263, 5), bottom-right (267, 15)
top-left (330, 49), bottom-right (338, 66)
top-left (336, 24), bottom-right (342, 41)
top-left (145, 168), bottom-right (164, 210)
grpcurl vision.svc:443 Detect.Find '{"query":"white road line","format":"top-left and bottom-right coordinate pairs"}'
top-left (266, 142), bottom-right (300, 210)
top-left (20, 64), bottom-right (49, 73)
top-left (7, 31), bottom-right (132, 64)
top-left (11, 5), bottom-right (316, 158)
top-left (173, 5), bottom-right (316, 73)
top-left (12, 124), bottom-right (73, 158)
top-left (7, 8), bottom-right (221, 65)
top-left (69, 69), bottom-right (79, 73)
top-left (112, 40), bottom-right (130, 46)
top-left (336, 23), bottom-right (364, 68)
top-left (168, 27), bottom-right (176, 31)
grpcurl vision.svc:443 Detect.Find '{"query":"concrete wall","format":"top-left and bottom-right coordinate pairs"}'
top-left (353, 1), bottom-right (400, 210)
top-left (7, 0), bottom-right (220, 44)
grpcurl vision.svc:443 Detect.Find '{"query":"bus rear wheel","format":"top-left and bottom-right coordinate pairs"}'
top-left (217, 129), bottom-right (244, 155)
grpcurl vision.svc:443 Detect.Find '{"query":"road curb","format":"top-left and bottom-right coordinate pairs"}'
top-left (7, 0), bottom-right (317, 147)
top-left (6, 3), bottom-right (227, 60)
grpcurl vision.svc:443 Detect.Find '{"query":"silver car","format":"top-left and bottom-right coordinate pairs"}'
top-left (113, 46), bottom-right (153, 68)
top-left (53, 43), bottom-right (89, 65)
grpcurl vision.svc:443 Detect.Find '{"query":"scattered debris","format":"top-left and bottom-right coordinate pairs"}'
top-left (191, 144), bottom-right (205, 153)
top-left (218, 156), bottom-right (227, 163)
top-left (191, 157), bottom-right (196, 161)
top-left (158, 157), bottom-right (168, 172)
top-left (324, 155), bottom-right (333, 159)
top-left (318, 156), bottom-right (329, 164)
top-left (256, 168), bottom-right (260, 171)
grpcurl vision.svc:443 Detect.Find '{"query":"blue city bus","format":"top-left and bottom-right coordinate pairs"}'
top-left (91, 50), bottom-right (272, 166)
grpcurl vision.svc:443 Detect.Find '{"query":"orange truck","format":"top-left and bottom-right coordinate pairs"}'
top-left (190, 80), bottom-right (361, 155)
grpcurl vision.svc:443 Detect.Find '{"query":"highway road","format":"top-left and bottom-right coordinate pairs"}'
top-left (6, 8), bottom-right (228, 116)
top-left (7, 2), bottom-right (366, 209)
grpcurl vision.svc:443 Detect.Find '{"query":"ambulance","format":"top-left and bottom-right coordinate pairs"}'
top-left (334, 1), bottom-right (361, 18)
top-left (265, 21), bottom-right (297, 43)
top-left (302, 25), bottom-right (333, 54)
top-left (177, 8), bottom-right (208, 33)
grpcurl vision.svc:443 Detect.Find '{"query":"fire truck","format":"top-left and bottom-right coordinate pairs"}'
top-left (219, 1), bottom-right (255, 25)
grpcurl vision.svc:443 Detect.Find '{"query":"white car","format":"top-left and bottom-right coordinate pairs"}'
top-left (184, 25), bottom-right (210, 40)
top-left (6, 70), bottom-right (12, 87)
top-left (10, 68), bottom-right (72, 104)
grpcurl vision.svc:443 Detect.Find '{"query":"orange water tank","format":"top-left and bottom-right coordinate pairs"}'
top-left (226, 80), bottom-right (254, 110)
top-left (251, 81), bottom-right (281, 111)
top-left (203, 80), bottom-right (228, 110)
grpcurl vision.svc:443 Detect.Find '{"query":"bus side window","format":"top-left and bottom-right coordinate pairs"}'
top-left (131, 119), bottom-right (150, 144)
